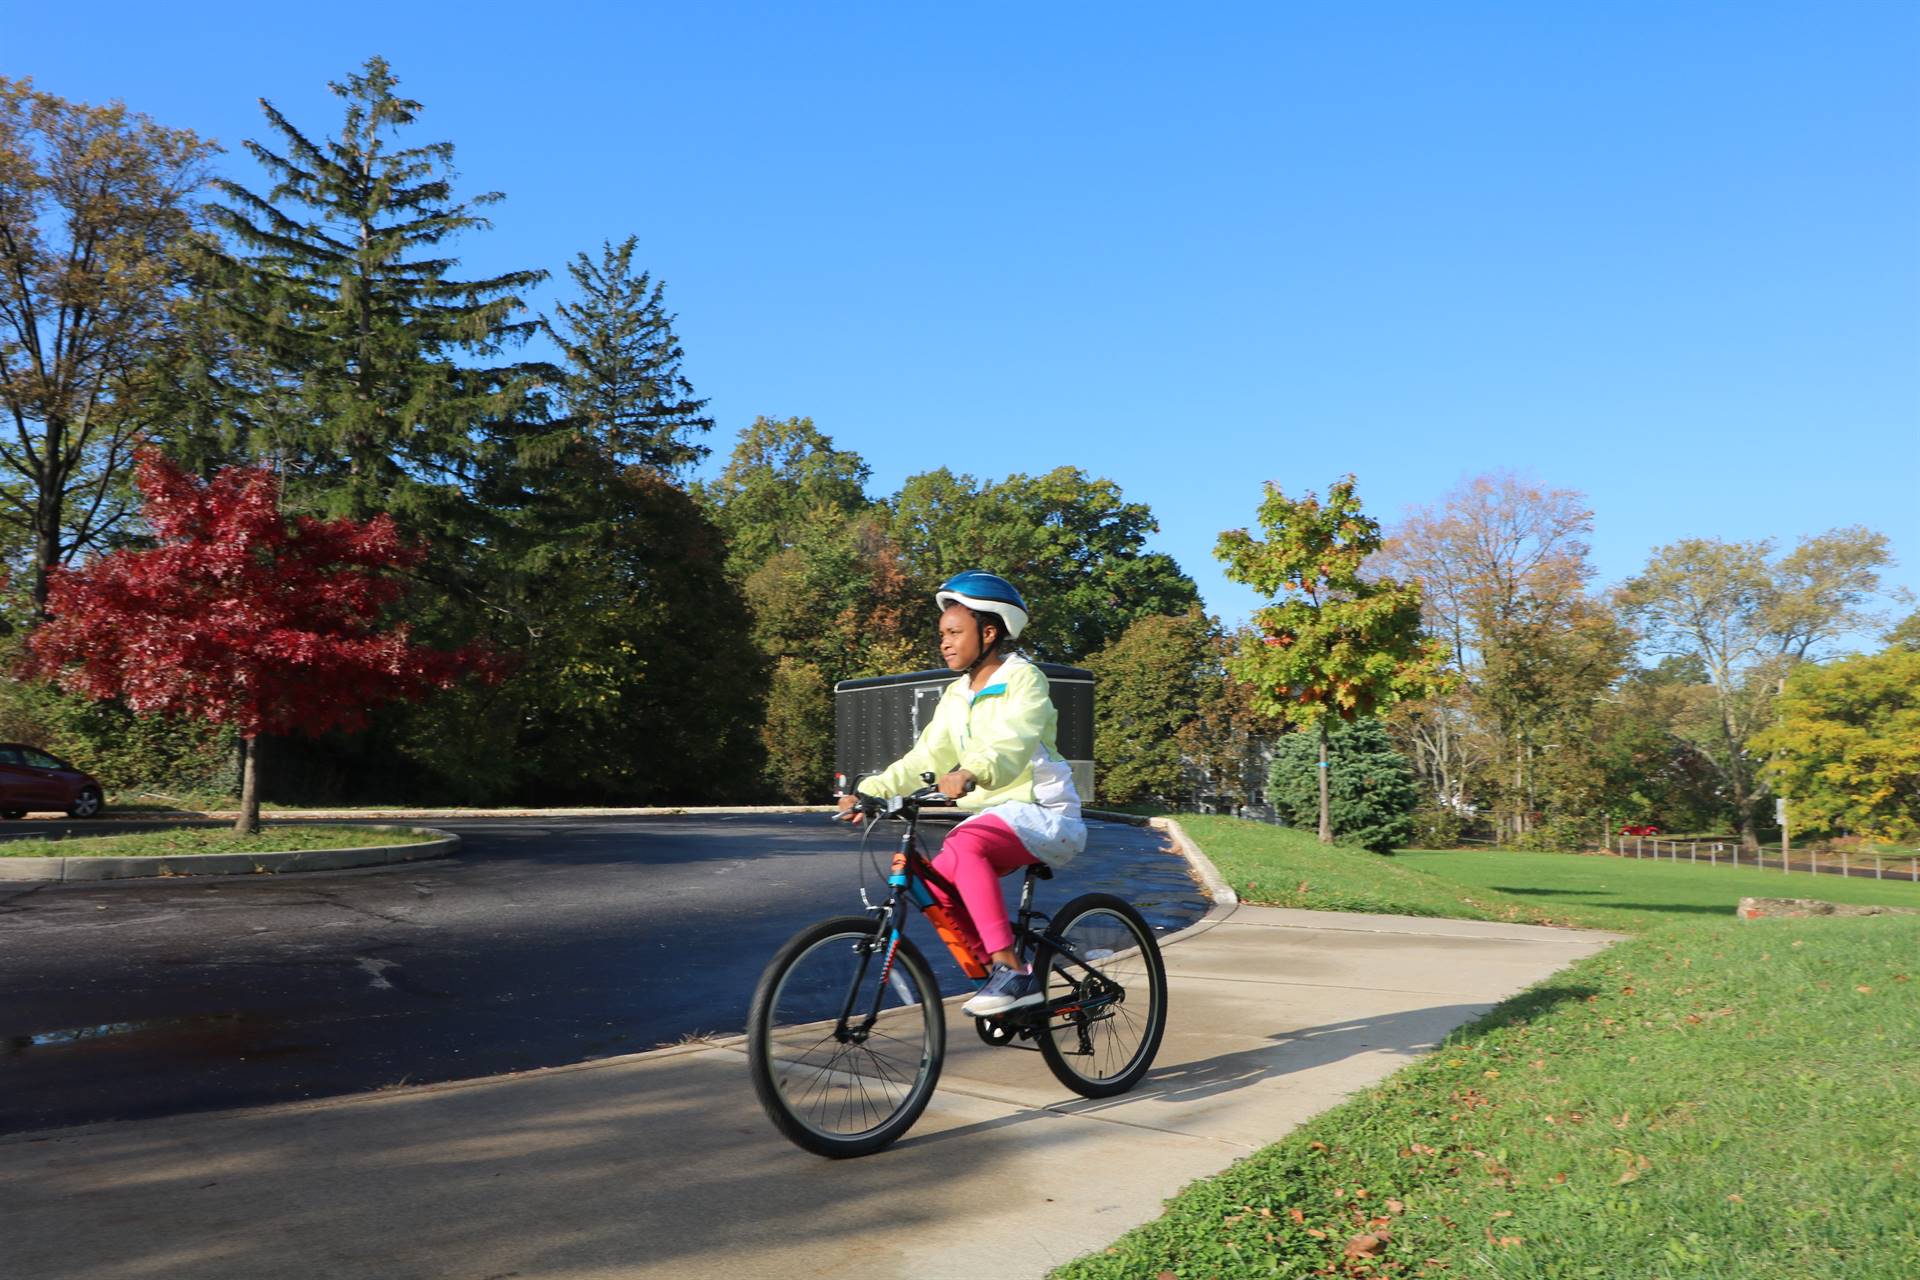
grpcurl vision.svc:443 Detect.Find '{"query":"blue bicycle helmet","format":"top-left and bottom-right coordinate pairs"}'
top-left (935, 571), bottom-right (1029, 640)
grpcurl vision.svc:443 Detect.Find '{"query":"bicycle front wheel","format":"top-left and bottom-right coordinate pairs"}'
top-left (1036, 893), bottom-right (1168, 1098)
top-left (746, 915), bottom-right (945, 1158)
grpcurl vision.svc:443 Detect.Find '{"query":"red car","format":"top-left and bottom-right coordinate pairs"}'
top-left (0, 744), bottom-right (105, 819)
top-left (1618, 823), bottom-right (1661, 837)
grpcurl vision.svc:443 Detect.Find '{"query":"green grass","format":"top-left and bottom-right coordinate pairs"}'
top-left (1182, 816), bottom-right (1593, 927)
top-left (1058, 915), bottom-right (1920, 1278)
top-left (1396, 846), bottom-right (1920, 932)
top-left (1049, 820), bottom-right (1920, 1277)
top-left (1181, 816), bottom-right (1920, 932)
top-left (0, 824), bottom-right (431, 857)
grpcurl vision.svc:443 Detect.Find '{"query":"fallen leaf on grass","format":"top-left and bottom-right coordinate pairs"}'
top-left (1306, 1228), bottom-right (1327, 1239)
top-left (1385, 1199), bottom-right (1405, 1214)
top-left (1345, 1231), bottom-right (1388, 1258)
top-left (1726, 1193), bottom-right (1745, 1204)
top-left (1856, 985), bottom-right (1873, 994)
top-left (1613, 1149), bottom-right (1652, 1184)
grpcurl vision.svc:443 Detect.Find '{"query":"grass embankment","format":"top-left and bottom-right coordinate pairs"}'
top-left (1054, 820), bottom-right (1920, 1277)
top-left (1393, 847), bottom-right (1920, 933)
top-left (1181, 815), bottom-right (1920, 930)
top-left (0, 824), bottom-right (428, 857)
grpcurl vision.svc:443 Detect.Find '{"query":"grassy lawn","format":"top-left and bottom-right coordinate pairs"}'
top-left (1052, 820), bottom-right (1920, 1277)
top-left (1180, 817), bottom-right (1573, 925)
top-left (0, 824), bottom-right (431, 857)
top-left (1395, 847), bottom-right (1920, 933)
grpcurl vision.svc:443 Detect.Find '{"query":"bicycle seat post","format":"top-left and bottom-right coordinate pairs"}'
top-left (1015, 864), bottom-right (1047, 936)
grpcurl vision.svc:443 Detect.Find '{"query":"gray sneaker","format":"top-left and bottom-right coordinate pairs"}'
top-left (962, 964), bottom-right (1044, 1017)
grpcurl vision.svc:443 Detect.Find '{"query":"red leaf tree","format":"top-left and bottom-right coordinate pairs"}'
top-left (26, 451), bottom-right (484, 832)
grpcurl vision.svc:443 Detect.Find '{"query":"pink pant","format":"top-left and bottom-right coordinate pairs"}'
top-left (928, 812), bottom-right (1039, 957)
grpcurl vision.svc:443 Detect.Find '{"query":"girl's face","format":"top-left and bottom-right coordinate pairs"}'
top-left (938, 604), bottom-right (998, 671)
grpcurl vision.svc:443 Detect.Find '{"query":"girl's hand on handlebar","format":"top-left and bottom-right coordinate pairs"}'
top-left (937, 769), bottom-right (977, 800)
top-left (836, 792), bottom-right (864, 824)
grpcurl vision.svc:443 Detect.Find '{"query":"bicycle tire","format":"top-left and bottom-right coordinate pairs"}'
top-left (747, 915), bottom-right (945, 1157)
top-left (1035, 893), bottom-right (1168, 1098)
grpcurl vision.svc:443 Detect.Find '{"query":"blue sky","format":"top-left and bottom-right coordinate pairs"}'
top-left (12, 3), bottom-right (1918, 637)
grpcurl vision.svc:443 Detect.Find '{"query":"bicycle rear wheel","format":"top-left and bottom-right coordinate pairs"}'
top-left (747, 915), bottom-right (945, 1157)
top-left (1036, 893), bottom-right (1167, 1098)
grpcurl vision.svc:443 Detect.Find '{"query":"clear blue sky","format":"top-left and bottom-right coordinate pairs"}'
top-left (13, 3), bottom-right (1919, 637)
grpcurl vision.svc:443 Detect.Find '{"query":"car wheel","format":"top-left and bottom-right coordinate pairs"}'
top-left (0, 809), bottom-right (22, 820)
top-left (67, 786), bottom-right (103, 819)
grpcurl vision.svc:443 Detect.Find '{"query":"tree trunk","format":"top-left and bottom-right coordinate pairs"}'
top-left (32, 480), bottom-right (64, 617)
top-left (235, 735), bottom-right (261, 835)
top-left (1719, 705), bottom-right (1758, 853)
top-left (1317, 718), bottom-right (1332, 844)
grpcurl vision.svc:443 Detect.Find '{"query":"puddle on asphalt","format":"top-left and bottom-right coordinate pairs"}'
top-left (4, 1011), bottom-right (265, 1055)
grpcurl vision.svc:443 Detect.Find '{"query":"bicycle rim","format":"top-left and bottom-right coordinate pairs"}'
top-left (748, 918), bottom-right (944, 1157)
top-left (1038, 895), bottom-right (1167, 1097)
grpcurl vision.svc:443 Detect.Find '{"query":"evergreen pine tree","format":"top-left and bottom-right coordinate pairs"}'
top-left (206, 56), bottom-right (549, 528)
top-left (545, 237), bottom-right (712, 475)
top-left (1267, 718), bottom-right (1420, 853)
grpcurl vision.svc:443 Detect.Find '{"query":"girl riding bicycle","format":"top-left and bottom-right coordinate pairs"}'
top-left (836, 571), bottom-right (1087, 1017)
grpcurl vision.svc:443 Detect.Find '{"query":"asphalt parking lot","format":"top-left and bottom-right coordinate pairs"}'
top-left (0, 812), bottom-right (1204, 1135)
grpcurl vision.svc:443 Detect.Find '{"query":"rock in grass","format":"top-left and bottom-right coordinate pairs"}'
top-left (1738, 896), bottom-right (1919, 921)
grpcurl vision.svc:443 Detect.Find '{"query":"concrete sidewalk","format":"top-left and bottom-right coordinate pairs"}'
top-left (2, 904), bottom-right (1619, 1280)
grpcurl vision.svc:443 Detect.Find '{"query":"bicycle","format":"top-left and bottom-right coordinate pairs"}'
top-left (746, 774), bottom-right (1169, 1157)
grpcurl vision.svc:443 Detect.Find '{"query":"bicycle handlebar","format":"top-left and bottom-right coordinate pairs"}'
top-left (835, 770), bottom-right (976, 822)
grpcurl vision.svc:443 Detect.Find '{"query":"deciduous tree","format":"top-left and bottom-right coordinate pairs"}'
top-left (25, 451), bottom-right (481, 832)
top-left (889, 465), bottom-right (1198, 662)
top-left (698, 415), bottom-right (874, 580)
top-left (1216, 476), bottom-right (1451, 843)
top-left (1756, 643), bottom-right (1920, 844)
top-left (1085, 609), bottom-right (1211, 807)
top-left (1620, 529), bottom-right (1892, 849)
top-left (0, 78), bottom-right (218, 608)
top-left (1176, 625), bottom-right (1275, 814)
top-left (1376, 472), bottom-right (1613, 836)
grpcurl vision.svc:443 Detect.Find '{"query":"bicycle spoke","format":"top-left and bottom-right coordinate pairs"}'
top-left (752, 922), bottom-right (943, 1148)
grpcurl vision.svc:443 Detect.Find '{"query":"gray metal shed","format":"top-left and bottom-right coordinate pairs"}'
top-left (834, 665), bottom-right (1094, 800)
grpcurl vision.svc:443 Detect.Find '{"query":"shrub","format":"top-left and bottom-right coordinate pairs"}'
top-left (1504, 815), bottom-right (1597, 853)
top-left (0, 675), bottom-right (235, 798)
top-left (1408, 803), bottom-right (1466, 849)
top-left (1267, 718), bottom-right (1419, 853)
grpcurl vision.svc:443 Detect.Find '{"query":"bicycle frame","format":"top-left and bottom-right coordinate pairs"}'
top-left (830, 791), bottom-right (1126, 1045)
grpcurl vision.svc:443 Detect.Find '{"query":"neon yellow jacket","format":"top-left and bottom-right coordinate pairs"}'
top-left (855, 656), bottom-right (1061, 811)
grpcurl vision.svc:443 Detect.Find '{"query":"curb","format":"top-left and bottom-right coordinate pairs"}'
top-left (1150, 814), bottom-right (1239, 909)
top-left (0, 826), bottom-right (460, 883)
